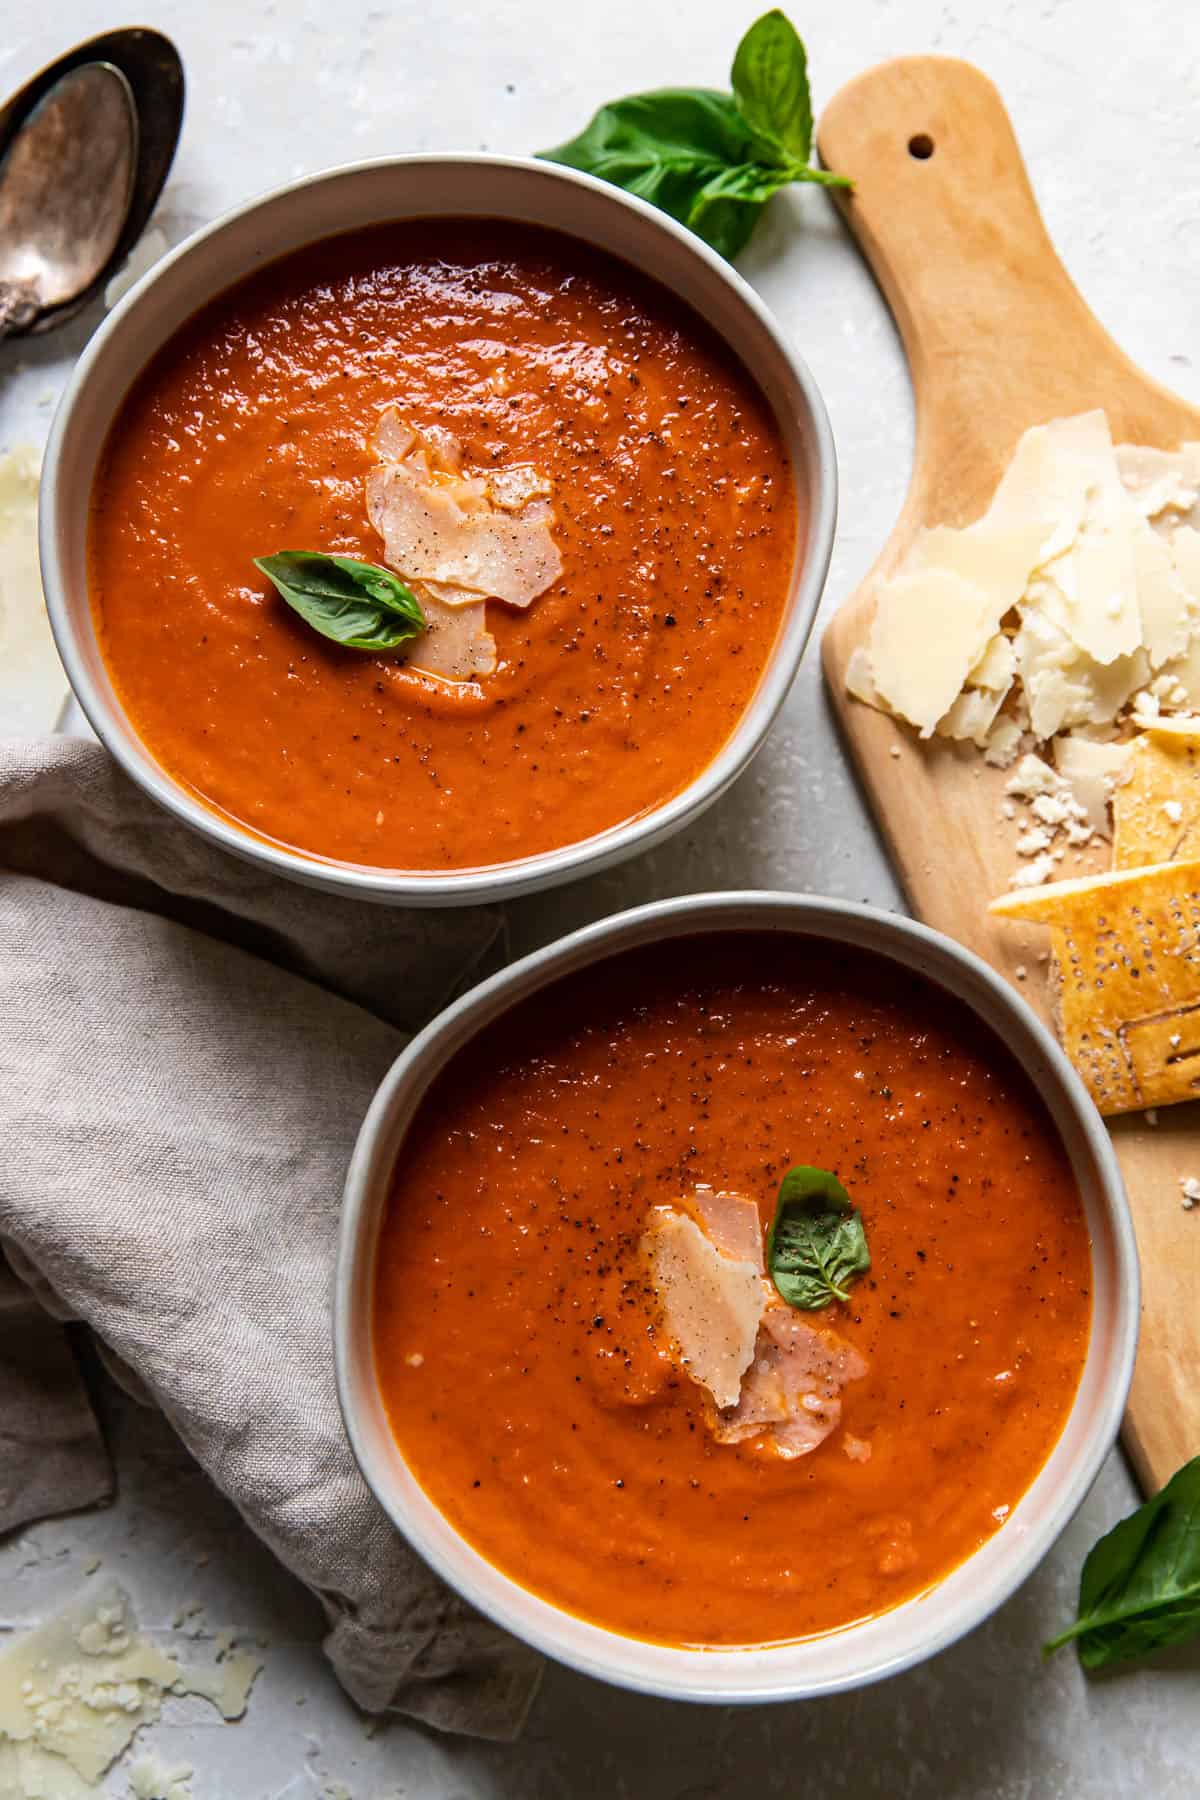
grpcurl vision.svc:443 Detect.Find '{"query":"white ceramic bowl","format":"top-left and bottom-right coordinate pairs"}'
top-left (39, 155), bottom-right (836, 907)
top-left (336, 892), bottom-right (1139, 1703)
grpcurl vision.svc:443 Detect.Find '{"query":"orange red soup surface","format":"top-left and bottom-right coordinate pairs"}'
top-left (88, 221), bottom-right (798, 871)
top-left (374, 932), bottom-right (1093, 1648)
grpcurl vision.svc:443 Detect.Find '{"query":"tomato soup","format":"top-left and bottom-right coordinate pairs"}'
top-left (374, 933), bottom-right (1092, 1648)
top-left (87, 222), bottom-right (798, 871)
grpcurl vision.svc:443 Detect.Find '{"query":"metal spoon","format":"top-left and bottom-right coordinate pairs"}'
top-left (0, 62), bottom-right (138, 339)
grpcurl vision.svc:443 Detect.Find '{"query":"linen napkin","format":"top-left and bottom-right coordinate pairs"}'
top-left (0, 735), bottom-right (543, 1741)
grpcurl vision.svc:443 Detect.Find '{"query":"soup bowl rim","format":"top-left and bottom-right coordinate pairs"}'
top-left (39, 151), bottom-right (836, 907)
top-left (335, 889), bottom-right (1139, 1702)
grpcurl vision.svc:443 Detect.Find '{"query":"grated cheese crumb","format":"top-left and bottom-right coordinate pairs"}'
top-left (1011, 852), bottom-right (1058, 888)
top-left (1006, 754), bottom-right (1059, 800)
top-left (1181, 1177), bottom-right (1200, 1209)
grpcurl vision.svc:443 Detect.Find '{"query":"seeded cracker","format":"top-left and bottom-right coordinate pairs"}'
top-left (1112, 722), bottom-right (1200, 868)
top-left (990, 859), bottom-right (1200, 1114)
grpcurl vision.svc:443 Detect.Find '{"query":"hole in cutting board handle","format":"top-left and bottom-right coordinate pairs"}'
top-left (908, 133), bottom-right (935, 160)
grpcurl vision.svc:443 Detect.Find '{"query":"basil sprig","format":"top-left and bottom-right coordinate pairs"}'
top-left (767, 1165), bottom-right (870, 1310)
top-left (538, 10), bottom-right (849, 261)
top-left (1044, 1455), bottom-right (1200, 1670)
top-left (254, 552), bottom-right (425, 653)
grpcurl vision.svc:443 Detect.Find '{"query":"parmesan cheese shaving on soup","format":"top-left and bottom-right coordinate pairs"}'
top-left (366, 408), bottom-right (561, 598)
top-left (641, 1205), bottom-right (763, 1410)
top-left (408, 595), bottom-right (497, 682)
top-left (682, 1185), bottom-right (766, 1268)
top-left (365, 410), bottom-right (561, 681)
top-left (712, 1301), bottom-right (867, 1460)
top-left (643, 1189), bottom-right (867, 1456)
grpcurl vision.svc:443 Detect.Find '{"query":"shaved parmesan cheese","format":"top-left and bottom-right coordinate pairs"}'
top-left (0, 447), bottom-right (67, 733)
top-left (0, 1586), bottom-right (177, 1783)
top-left (712, 1302), bottom-right (867, 1460)
top-left (408, 592), bottom-right (496, 682)
top-left (986, 410), bottom-right (1114, 564)
top-left (642, 1192), bottom-right (868, 1462)
top-left (366, 409), bottom-right (561, 609)
top-left (1172, 527), bottom-right (1200, 609)
top-left (128, 1754), bottom-right (194, 1800)
top-left (868, 568), bottom-right (997, 737)
top-left (488, 465), bottom-right (552, 512)
top-left (936, 684), bottom-right (1009, 747)
top-left (177, 1649), bottom-right (263, 1721)
top-left (845, 412), bottom-right (1200, 777)
top-left (1054, 736), bottom-right (1132, 837)
top-left (1014, 600), bottom-right (1147, 739)
top-left (1006, 754), bottom-right (1059, 800)
top-left (1115, 443), bottom-right (1200, 520)
top-left (0, 1586), bottom-right (262, 1794)
top-left (1066, 482), bottom-right (1141, 665)
top-left (1134, 519), bottom-right (1197, 668)
top-left (642, 1208), bottom-right (764, 1409)
top-left (983, 717), bottom-right (1024, 768)
top-left (683, 1187), bottom-right (764, 1271)
top-left (969, 633), bottom-right (1017, 691)
top-left (844, 644), bottom-right (878, 706)
top-left (909, 517), bottom-right (1045, 620)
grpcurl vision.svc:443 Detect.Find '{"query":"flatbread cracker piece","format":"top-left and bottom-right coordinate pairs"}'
top-left (990, 859), bottom-right (1200, 1115)
top-left (1113, 724), bottom-right (1200, 868)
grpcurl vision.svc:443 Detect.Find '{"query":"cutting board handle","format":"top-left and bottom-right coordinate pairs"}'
top-left (815, 57), bottom-right (1158, 523)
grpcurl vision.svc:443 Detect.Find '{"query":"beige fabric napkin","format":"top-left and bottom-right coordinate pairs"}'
top-left (0, 736), bottom-right (543, 1741)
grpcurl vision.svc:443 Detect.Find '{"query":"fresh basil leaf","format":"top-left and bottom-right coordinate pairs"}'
top-left (540, 89), bottom-right (755, 233)
top-left (731, 8), bottom-right (812, 166)
top-left (767, 1165), bottom-right (871, 1310)
top-left (687, 161), bottom-right (797, 259)
top-left (537, 13), bottom-right (849, 261)
top-left (1044, 1455), bottom-right (1200, 1669)
top-left (254, 552), bottom-right (425, 653)
top-left (683, 158), bottom-right (848, 259)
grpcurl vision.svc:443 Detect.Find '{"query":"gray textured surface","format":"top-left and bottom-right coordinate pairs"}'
top-left (3, 0), bottom-right (1199, 1792)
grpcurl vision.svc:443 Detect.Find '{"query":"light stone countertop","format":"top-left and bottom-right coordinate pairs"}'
top-left (3, 0), bottom-right (1199, 1793)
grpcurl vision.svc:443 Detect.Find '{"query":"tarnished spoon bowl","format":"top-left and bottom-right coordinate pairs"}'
top-left (0, 63), bottom-right (137, 337)
top-left (0, 27), bottom-right (183, 339)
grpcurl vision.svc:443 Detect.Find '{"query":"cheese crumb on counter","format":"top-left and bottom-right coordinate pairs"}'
top-left (0, 1585), bottom-right (263, 1793)
top-left (0, 446), bottom-right (68, 734)
top-left (128, 1752), bottom-right (194, 1799)
top-left (1181, 1177), bottom-right (1200, 1210)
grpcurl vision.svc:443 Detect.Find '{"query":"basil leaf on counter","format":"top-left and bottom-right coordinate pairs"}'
top-left (254, 552), bottom-right (425, 653)
top-left (767, 1165), bottom-right (870, 1310)
top-left (687, 161), bottom-right (808, 262)
top-left (537, 10), bottom-right (849, 263)
top-left (1044, 1456), bottom-right (1200, 1670)
top-left (538, 89), bottom-right (762, 257)
top-left (730, 9), bottom-right (813, 165)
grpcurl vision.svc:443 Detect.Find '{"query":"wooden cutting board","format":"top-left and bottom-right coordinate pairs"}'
top-left (817, 56), bottom-right (1200, 1496)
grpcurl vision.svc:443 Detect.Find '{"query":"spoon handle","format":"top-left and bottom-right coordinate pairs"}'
top-left (0, 279), bottom-right (42, 340)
